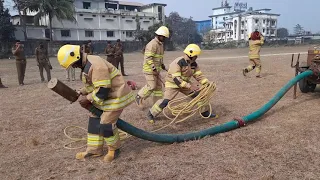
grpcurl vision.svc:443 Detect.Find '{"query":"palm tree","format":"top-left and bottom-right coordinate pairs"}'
top-left (32, 0), bottom-right (76, 41)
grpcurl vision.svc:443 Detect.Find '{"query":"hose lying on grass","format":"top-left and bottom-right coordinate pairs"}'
top-left (64, 82), bottom-right (217, 149)
top-left (63, 70), bottom-right (314, 147)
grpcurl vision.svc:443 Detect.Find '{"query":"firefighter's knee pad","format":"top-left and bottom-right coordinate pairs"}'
top-left (88, 117), bottom-right (101, 134)
top-left (159, 99), bottom-right (170, 109)
top-left (100, 124), bottom-right (114, 138)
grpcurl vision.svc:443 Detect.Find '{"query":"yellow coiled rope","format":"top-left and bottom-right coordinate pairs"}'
top-left (63, 82), bottom-right (216, 149)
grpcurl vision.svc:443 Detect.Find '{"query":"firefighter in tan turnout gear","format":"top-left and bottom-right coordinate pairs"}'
top-left (243, 30), bottom-right (265, 78)
top-left (147, 44), bottom-right (218, 123)
top-left (135, 26), bottom-right (169, 106)
top-left (57, 44), bottom-right (134, 162)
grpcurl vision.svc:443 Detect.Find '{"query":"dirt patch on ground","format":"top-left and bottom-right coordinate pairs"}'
top-left (1, 45), bottom-right (320, 179)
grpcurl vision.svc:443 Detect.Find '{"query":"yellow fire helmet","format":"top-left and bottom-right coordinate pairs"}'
top-left (183, 44), bottom-right (201, 58)
top-left (155, 26), bottom-right (170, 38)
top-left (57, 45), bottom-right (81, 69)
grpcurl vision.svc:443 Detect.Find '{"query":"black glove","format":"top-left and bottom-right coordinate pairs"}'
top-left (161, 64), bottom-right (166, 71)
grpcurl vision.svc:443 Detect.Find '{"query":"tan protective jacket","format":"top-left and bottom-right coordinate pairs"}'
top-left (80, 54), bottom-right (134, 111)
top-left (12, 46), bottom-right (26, 60)
top-left (35, 47), bottom-right (48, 62)
top-left (165, 56), bottom-right (209, 89)
top-left (249, 36), bottom-right (264, 59)
top-left (143, 37), bottom-right (164, 74)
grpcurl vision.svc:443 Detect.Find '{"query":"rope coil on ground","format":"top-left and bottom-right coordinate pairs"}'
top-left (63, 82), bottom-right (216, 149)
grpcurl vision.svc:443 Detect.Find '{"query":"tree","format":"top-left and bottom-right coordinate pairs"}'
top-left (12, 0), bottom-right (34, 40)
top-left (294, 24), bottom-right (304, 35)
top-left (135, 12), bottom-right (202, 45)
top-left (32, 0), bottom-right (75, 41)
top-left (165, 12), bottom-right (201, 44)
top-left (0, 0), bottom-right (15, 42)
top-left (277, 28), bottom-right (289, 38)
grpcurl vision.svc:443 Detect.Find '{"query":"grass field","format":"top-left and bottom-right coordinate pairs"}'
top-left (1, 45), bottom-right (320, 180)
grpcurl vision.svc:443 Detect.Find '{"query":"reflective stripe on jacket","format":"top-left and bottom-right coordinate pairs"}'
top-left (143, 37), bottom-right (164, 73)
top-left (81, 54), bottom-right (134, 111)
top-left (165, 56), bottom-right (209, 89)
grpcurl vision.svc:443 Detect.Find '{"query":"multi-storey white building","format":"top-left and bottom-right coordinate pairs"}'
top-left (209, 1), bottom-right (280, 43)
top-left (12, 0), bottom-right (166, 41)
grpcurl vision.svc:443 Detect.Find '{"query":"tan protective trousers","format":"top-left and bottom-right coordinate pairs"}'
top-left (150, 86), bottom-right (209, 117)
top-left (137, 73), bottom-right (163, 104)
top-left (86, 110), bottom-right (123, 155)
top-left (245, 59), bottom-right (261, 76)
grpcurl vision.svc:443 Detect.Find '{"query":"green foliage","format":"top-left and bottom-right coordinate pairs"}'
top-left (277, 28), bottom-right (289, 38)
top-left (31, 0), bottom-right (76, 40)
top-left (294, 24), bottom-right (304, 35)
top-left (0, 0), bottom-right (15, 42)
top-left (134, 12), bottom-right (202, 46)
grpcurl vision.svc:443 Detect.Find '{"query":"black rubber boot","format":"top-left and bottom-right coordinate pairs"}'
top-left (147, 110), bottom-right (155, 124)
top-left (201, 111), bottom-right (218, 119)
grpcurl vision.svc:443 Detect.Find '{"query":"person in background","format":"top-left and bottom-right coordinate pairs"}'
top-left (65, 42), bottom-right (76, 81)
top-left (114, 39), bottom-right (127, 76)
top-left (84, 40), bottom-right (93, 55)
top-left (12, 40), bottom-right (27, 86)
top-left (35, 42), bottom-right (52, 82)
top-left (104, 41), bottom-right (116, 67)
top-left (243, 30), bottom-right (265, 78)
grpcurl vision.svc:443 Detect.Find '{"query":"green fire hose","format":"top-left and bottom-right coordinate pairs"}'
top-left (87, 70), bottom-right (314, 144)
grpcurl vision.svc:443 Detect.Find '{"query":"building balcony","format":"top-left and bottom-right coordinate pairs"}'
top-left (75, 8), bottom-right (156, 17)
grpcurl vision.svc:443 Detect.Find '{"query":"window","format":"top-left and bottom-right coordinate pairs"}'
top-left (158, 6), bottom-right (163, 20)
top-left (102, 15), bottom-right (105, 17)
top-left (92, 15), bottom-right (96, 17)
top-left (61, 30), bottom-right (71, 37)
top-left (132, 17), bottom-right (136, 19)
top-left (83, 2), bottom-right (91, 9)
top-left (122, 16), bottom-right (125, 18)
top-left (113, 16), bottom-right (117, 18)
top-left (241, 30), bottom-right (244, 35)
top-left (126, 31), bottom-right (133, 37)
top-left (255, 19), bottom-right (259, 23)
top-left (271, 20), bottom-right (276, 26)
top-left (263, 19), bottom-right (266, 24)
top-left (84, 18), bottom-right (93, 21)
top-left (107, 31), bottom-right (114, 37)
top-left (271, 29), bottom-right (275, 35)
top-left (85, 30), bottom-right (94, 37)
top-left (79, 14), bottom-right (83, 16)
top-left (263, 29), bottom-right (265, 33)
top-left (149, 18), bottom-right (152, 20)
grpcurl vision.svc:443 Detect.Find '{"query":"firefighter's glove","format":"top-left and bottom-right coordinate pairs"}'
top-left (152, 68), bottom-right (159, 75)
top-left (161, 64), bottom-right (166, 71)
top-left (78, 95), bottom-right (92, 109)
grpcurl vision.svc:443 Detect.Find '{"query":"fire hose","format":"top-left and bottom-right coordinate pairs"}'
top-left (48, 70), bottom-right (314, 146)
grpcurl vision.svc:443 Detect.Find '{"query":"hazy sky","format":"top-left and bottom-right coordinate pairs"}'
top-left (132, 0), bottom-right (319, 33)
top-left (4, 0), bottom-right (318, 33)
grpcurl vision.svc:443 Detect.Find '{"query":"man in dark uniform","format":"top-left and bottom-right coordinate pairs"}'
top-left (114, 39), bottom-right (127, 76)
top-left (12, 40), bottom-right (26, 86)
top-left (35, 42), bottom-right (52, 82)
top-left (104, 41), bottom-right (116, 67)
